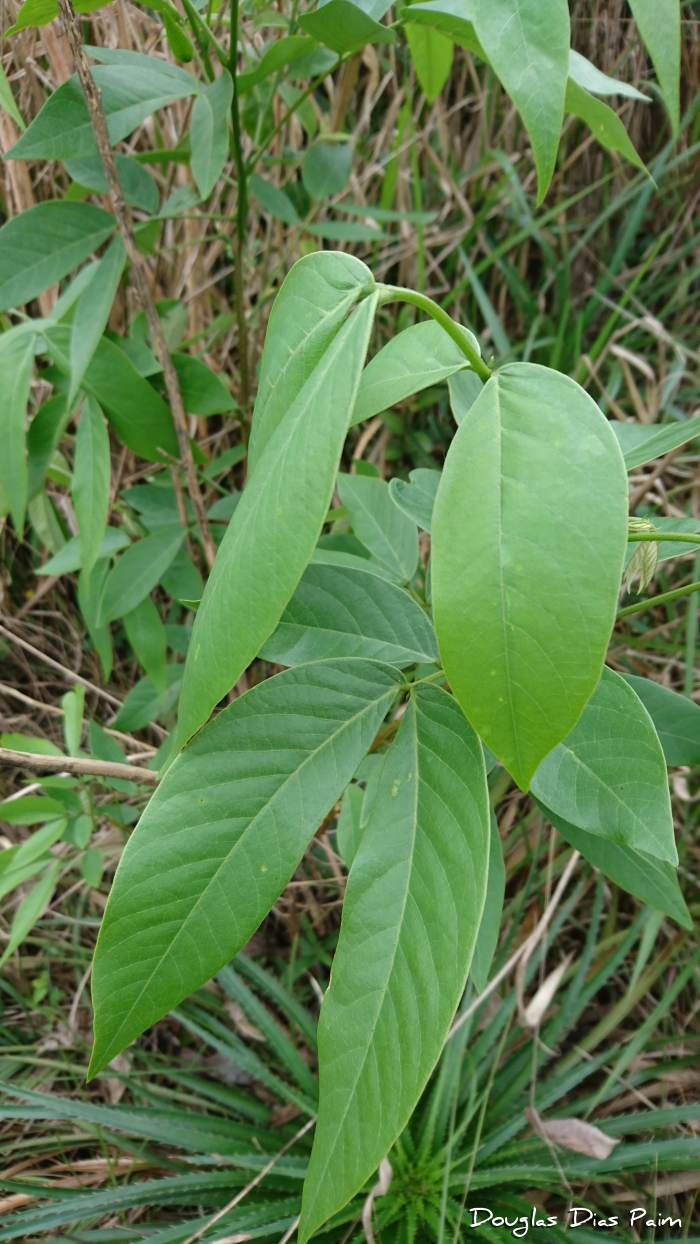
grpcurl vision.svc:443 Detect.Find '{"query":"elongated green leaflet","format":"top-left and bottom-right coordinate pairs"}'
top-left (299, 685), bottom-right (489, 1241)
top-left (628, 0), bottom-right (680, 135)
top-left (259, 563), bottom-right (438, 668)
top-left (72, 397), bottom-right (110, 586)
top-left (622, 674), bottom-right (700, 767)
top-left (89, 658), bottom-right (403, 1076)
top-left (0, 328), bottom-right (35, 532)
top-left (336, 473), bottom-right (418, 583)
top-left (537, 802), bottom-right (691, 929)
top-left (177, 292), bottom-right (378, 747)
top-left (470, 809), bottom-right (505, 992)
top-left (351, 319), bottom-right (477, 427)
top-left (530, 667), bottom-right (676, 864)
top-left (431, 363), bottom-right (628, 789)
top-left (247, 252), bottom-right (374, 476)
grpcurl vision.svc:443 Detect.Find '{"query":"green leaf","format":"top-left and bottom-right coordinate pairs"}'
top-left (612, 413), bottom-right (700, 470)
top-left (565, 79), bottom-right (646, 174)
top-left (470, 809), bottom-right (505, 992)
top-left (0, 61), bottom-right (25, 129)
top-left (237, 36), bottom-right (316, 93)
top-left (336, 473), bottom-right (418, 582)
top-left (61, 685), bottom-right (85, 756)
top-left (37, 526), bottom-right (129, 576)
top-left (0, 201), bottom-right (115, 313)
top-left (0, 862), bottom-right (60, 966)
top-left (248, 253), bottom-right (374, 476)
top-left (568, 49), bottom-right (649, 101)
top-left (99, 525), bottom-right (186, 626)
top-left (160, 545), bottom-right (203, 603)
top-left (301, 142), bottom-right (352, 200)
top-left (64, 153), bottom-right (159, 213)
top-left (77, 561), bottom-right (113, 679)
top-left (89, 658), bottom-right (403, 1075)
top-left (9, 819), bottom-right (66, 870)
top-left (299, 685), bottom-right (489, 1240)
top-left (628, 0), bottom-right (680, 135)
top-left (305, 220), bottom-right (385, 242)
top-left (622, 674), bottom-right (700, 768)
top-left (7, 66), bottom-right (196, 161)
top-left (448, 368), bottom-right (484, 424)
top-left (0, 328), bottom-right (35, 532)
top-left (85, 44), bottom-right (196, 85)
top-left (259, 563), bottom-right (438, 667)
top-left (44, 327), bottom-right (179, 462)
top-left (539, 803), bottom-right (691, 931)
top-left (0, 794), bottom-right (66, 824)
top-left (124, 596), bottom-right (167, 698)
top-left (171, 354), bottom-right (235, 415)
top-left (335, 781), bottom-right (364, 867)
top-left (405, 24), bottom-right (453, 103)
top-left (298, 0), bottom-right (395, 54)
top-left (431, 363), bottom-right (628, 790)
top-left (112, 666), bottom-right (182, 733)
top-left (310, 545), bottom-right (397, 581)
top-left (403, 0), bottom-right (483, 56)
top-left (0, 733), bottom-right (62, 757)
top-left (467, 0), bottom-right (570, 202)
top-left (68, 238), bottom-right (126, 408)
top-left (388, 469), bottom-right (440, 533)
top-left (6, 0), bottom-right (110, 32)
top-left (161, 5), bottom-right (195, 62)
top-left (177, 293), bottom-right (377, 747)
top-left (530, 667), bottom-right (676, 864)
top-left (351, 319), bottom-right (478, 427)
top-left (251, 173), bottom-right (300, 225)
top-left (71, 396), bottom-right (111, 588)
top-left (624, 516), bottom-right (700, 569)
top-left (190, 70), bottom-right (233, 199)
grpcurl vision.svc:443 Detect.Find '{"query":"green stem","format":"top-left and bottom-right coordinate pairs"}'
top-left (377, 284), bottom-right (492, 381)
top-left (229, 0), bottom-right (249, 409)
top-left (616, 579), bottom-right (700, 620)
top-left (627, 531), bottom-right (700, 544)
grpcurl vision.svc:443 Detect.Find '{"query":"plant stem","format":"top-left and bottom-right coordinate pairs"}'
top-left (55, 0), bottom-right (217, 569)
top-left (627, 531), bottom-right (700, 544)
top-left (377, 284), bottom-right (492, 381)
top-left (0, 747), bottom-right (158, 784)
top-left (616, 579), bottom-right (700, 620)
top-left (229, 0), bottom-right (249, 410)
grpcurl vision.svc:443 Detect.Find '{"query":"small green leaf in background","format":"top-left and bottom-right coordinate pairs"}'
top-left (81, 846), bottom-right (104, 889)
top-left (89, 720), bottom-right (136, 795)
top-left (259, 563), bottom-right (438, 667)
top-left (72, 397), bottom-right (111, 586)
top-left (251, 174), bottom-right (300, 226)
top-left (237, 35), bottom-right (314, 93)
top-left (299, 686), bottom-right (489, 1241)
top-left (112, 666), bottom-right (182, 733)
top-left (466, 0), bottom-right (570, 201)
top-left (1, 733), bottom-right (63, 757)
top-left (61, 685), bottom-right (85, 757)
top-left (568, 48), bottom-right (649, 101)
top-left (0, 862), bottom-right (60, 967)
top-left (27, 395), bottom-right (70, 501)
top-left (78, 560), bottom-right (113, 680)
top-left (248, 252), bottom-right (374, 476)
top-left (90, 658), bottom-right (404, 1075)
top-left (38, 527), bottom-right (130, 577)
top-left (160, 5), bottom-right (194, 62)
top-left (190, 70), bottom-right (233, 199)
top-left (98, 524), bottom-right (186, 626)
top-left (11, 819), bottom-right (67, 869)
top-left (540, 803), bottom-right (691, 931)
top-left (64, 154), bottom-right (159, 213)
top-left (405, 24), bottom-right (453, 103)
top-left (565, 79), bottom-right (646, 174)
top-left (628, 0), bottom-right (680, 135)
top-left (69, 237), bottom-right (126, 408)
top-left (470, 809), bottom-right (506, 992)
top-left (0, 201), bottom-right (116, 312)
top-left (404, 0), bottom-right (484, 57)
top-left (613, 412), bottom-right (700, 470)
top-left (622, 674), bottom-right (700, 768)
top-left (302, 142), bottom-right (353, 201)
top-left (0, 60), bottom-right (26, 128)
top-left (337, 473), bottom-right (418, 583)
top-left (351, 319), bottom-right (478, 426)
top-left (0, 327), bottom-right (35, 533)
top-left (298, 0), bottom-right (395, 55)
top-left (335, 782), bottom-right (364, 868)
top-left (124, 596), bottom-right (167, 698)
top-left (530, 667), bottom-right (676, 865)
top-left (171, 354), bottom-right (235, 416)
top-left (177, 293), bottom-right (377, 747)
top-left (0, 795), bottom-right (67, 824)
top-left (431, 363), bottom-right (628, 790)
top-left (389, 468), bottom-right (440, 533)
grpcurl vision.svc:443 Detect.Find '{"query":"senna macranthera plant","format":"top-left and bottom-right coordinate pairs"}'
top-left (0, 0), bottom-right (692, 1236)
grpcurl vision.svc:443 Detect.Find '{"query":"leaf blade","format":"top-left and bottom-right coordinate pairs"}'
top-left (72, 396), bottom-right (111, 585)
top-left (190, 70), bottom-right (233, 199)
top-left (0, 201), bottom-right (115, 312)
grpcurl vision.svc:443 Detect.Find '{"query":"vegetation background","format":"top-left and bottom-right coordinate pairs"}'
top-left (0, 0), bottom-right (700, 1239)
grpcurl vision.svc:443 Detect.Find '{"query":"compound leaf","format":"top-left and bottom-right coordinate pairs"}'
top-left (259, 562), bottom-right (438, 667)
top-left (530, 667), bottom-right (676, 865)
top-left (431, 363), bottom-right (628, 789)
top-left (89, 658), bottom-right (403, 1075)
top-left (248, 252), bottom-right (374, 476)
top-left (178, 293), bottom-right (377, 746)
top-left (299, 685), bottom-right (489, 1240)
top-left (467, 0), bottom-right (570, 201)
